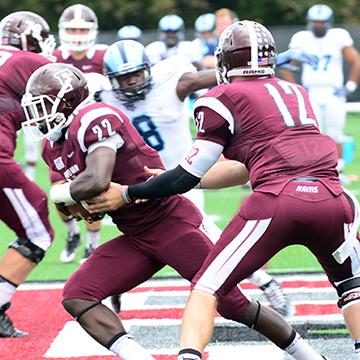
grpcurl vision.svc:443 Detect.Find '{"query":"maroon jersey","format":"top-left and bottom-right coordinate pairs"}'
top-left (0, 47), bottom-right (50, 161)
top-left (193, 76), bottom-right (342, 195)
top-left (42, 102), bottom-right (181, 235)
top-left (53, 45), bottom-right (107, 74)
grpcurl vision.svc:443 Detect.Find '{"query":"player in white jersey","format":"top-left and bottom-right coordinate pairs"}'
top-left (281, 4), bottom-right (360, 184)
top-left (192, 13), bottom-right (218, 70)
top-left (145, 14), bottom-right (202, 68)
top-left (101, 39), bottom-right (292, 317)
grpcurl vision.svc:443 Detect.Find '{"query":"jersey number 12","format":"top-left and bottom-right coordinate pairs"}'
top-left (264, 80), bottom-right (317, 128)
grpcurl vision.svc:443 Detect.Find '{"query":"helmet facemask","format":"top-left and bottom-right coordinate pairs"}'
top-left (158, 14), bottom-right (185, 48)
top-left (306, 4), bottom-right (333, 38)
top-left (307, 20), bottom-right (331, 38)
top-left (59, 22), bottom-right (97, 52)
top-left (22, 77), bottom-right (74, 141)
top-left (0, 12), bottom-right (55, 56)
top-left (21, 21), bottom-right (56, 55)
top-left (22, 76), bottom-right (90, 142)
top-left (109, 66), bottom-right (152, 109)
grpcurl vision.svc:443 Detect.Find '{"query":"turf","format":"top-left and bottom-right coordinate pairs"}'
top-left (0, 113), bottom-right (359, 281)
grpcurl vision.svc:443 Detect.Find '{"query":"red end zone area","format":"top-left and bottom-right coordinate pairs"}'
top-left (0, 276), bottom-right (341, 360)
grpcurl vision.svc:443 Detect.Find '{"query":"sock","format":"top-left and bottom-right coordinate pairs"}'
top-left (355, 339), bottom-right (360, 355)
top-left (86, 229), bottom-right (100, 249)
top-left (0, 275), bottom-right (17, 307)
top-left (64, 218), bottom-right (80, 235)
top-left (24, 165), bottom-right (36, 181)
top-left (178, 348), bottom-right (202, 360)
top-left (282, 330), bottom-right (323, 359)
top-left (247, 269), bottom-right (273, 287)
top-left (109, 333), bottom-right (155, 360)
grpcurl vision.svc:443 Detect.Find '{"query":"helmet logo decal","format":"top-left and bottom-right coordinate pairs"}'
top-left (54, 69), bottom-right (74, 93)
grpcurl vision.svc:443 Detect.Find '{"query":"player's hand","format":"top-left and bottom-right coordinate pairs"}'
top-left (86, 182), bottom-right (126, 213)
top-left (144, 165), bottom-right (165, 178)
top-left (276, 49), bottom-right (317, 71)
top-left (130, 166), bottom-right (166, 204)
top-left (334, 81), bottom-right (357, 97)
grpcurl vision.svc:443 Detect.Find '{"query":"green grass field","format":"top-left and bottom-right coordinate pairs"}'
top-left (1, 113), bottom-right (360, 281)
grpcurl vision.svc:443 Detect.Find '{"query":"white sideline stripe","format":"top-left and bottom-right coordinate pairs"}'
top-left (346, 102), bottom-right (360, 113)
top-left (18, 273), bottom-right (332, 291)
top-left (196, 219), bottom-right (272, 293)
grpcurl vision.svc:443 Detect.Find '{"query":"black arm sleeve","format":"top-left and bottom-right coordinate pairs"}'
top-left (128, 165), bottom-right (200, 200)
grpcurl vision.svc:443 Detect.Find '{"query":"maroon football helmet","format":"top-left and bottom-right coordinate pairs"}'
top-left (21, 63), bottom-right (90, 141)
top-left (0, 11), bottom-right (55, 55)
top-left (215, 20), bottom-right (276, 84)
top-left (59, 4), bottom-right (98, 51)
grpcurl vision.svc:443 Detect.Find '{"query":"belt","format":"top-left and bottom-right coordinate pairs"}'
top-left (294, 176), bottom-right (319, 182)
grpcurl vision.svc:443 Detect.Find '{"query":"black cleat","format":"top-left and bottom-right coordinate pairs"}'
top-left (110, 294), bottom-right (122, 313)
top-left (0, 303), bottom-right (28, 338)
top-left (79, 245), bottom-right (95, 265)
top-left (60, 232), bottom-right (81, 263)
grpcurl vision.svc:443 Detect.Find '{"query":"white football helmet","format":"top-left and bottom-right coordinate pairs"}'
top-left (306, 4), bottom-right (333, 38)
top-left (58, 4), bottom-right (98, 52)
top-left (117, 25), bottom-right (142, 40)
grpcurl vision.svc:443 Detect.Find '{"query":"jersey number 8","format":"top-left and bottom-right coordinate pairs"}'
top-left (132, 115), bottom-right (164, 151)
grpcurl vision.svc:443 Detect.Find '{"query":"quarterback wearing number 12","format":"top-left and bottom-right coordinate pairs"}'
top-left (99, 20), bottom-right (360, 360)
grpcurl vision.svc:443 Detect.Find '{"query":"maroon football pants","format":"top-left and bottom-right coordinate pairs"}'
top-left (193, 180), bottom-right (357, 299)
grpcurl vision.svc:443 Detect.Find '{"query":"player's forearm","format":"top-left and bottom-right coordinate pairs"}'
top-left (192, 70), bottom-right (217, 92)
top-left (128, 165), bottom-right (200, 200)
top-left (348, 62), bottom-right (360, 84)
top-left (200, 160), bottom-right (249, 189)
top-left (344, 47), bottom-right (360, 84)
top-left (279, 69), bottom-right (296, 83)
top-left (70, 171), bottom-right (110, 201)
top-left (70, 146), bottom-right (116, 202)
top-left (177, 70), bottom-right (216, 100)
top-left (49, 171), bottom-right (109, 205)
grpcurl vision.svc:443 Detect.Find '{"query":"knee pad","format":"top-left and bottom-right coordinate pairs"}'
top-left (336, 277), bottom-right (360, 309)
top-left (9, 237), bottom-right (45, 264)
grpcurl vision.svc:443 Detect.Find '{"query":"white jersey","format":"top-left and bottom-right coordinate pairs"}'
top-left (83, 72), bottom-right (111, 99)
top-left (289, 28), bottom-right (353, 89)
top-left (100, 55), bottom-right (196, 169)
top-left (145, 40), bottom-right (202, 66)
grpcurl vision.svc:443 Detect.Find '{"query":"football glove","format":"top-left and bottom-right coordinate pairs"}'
top-left (276, 48), bottom-right (317, 71)
top-left (334, 80), bottom-right (357, 97)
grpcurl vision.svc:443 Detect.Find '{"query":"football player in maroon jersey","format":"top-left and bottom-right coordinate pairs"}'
top-left (89, 21), bottom-right (360, 359)
top-left (22, 62), bottom-right (326, 359)
top-left (53, 3), bottom-right (109, 264)
top-left (55, 3), bottom-right (106, 74)
top-left (0, 11), bottom-right (55, 338)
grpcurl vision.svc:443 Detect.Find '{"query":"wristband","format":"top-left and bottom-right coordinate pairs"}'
top-left (50, 182), bottom-right (75, 205)
top-left (345, 80), bottom-right (357, 93)
top-left (121, 185), bottom-right (132, 204)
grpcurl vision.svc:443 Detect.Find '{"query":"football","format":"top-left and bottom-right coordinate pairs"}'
top-left (66, 201), bottom-right (105, 223)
